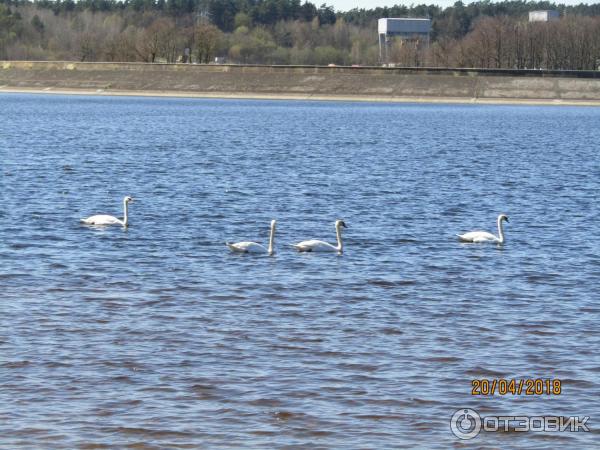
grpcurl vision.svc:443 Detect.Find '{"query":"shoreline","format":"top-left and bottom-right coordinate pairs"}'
top-left (3, 86), bottom-right (600, 106)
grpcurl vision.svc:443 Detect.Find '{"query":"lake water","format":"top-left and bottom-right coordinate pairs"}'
top-left (1, 94), bottom-right (599, 449)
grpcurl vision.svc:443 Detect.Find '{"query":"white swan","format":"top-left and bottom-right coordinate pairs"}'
top-left (458, 214), bottom-right (509, 244)
top-left (292, 220), bottom-right (347, 253)
top-left (81, 196), bottom-right (134, 227)
top-left (227, 220), bottom-right (276, 255)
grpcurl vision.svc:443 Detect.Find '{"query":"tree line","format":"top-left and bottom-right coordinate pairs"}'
top-left (1, 0), bottom-right (600, 70)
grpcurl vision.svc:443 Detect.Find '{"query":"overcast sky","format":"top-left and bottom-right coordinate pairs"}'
top-left (328, 0), bottom-right (589, 11)
top-left (329, 0), bottom-right (415, 9)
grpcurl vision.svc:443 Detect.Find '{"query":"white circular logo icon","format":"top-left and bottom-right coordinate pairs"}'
top-left (450, 408), bottom-right (481, 440)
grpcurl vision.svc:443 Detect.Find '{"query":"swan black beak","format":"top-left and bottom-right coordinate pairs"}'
top-left (505, 217), bottom-right (509, 222)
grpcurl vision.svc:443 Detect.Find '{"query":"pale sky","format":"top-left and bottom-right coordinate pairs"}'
top-left (328, 0), bottom-right (590, 11)
top-left (329, 0), bottom-right (411, 9)
top-left (327, 0), bottom-right (459, 9)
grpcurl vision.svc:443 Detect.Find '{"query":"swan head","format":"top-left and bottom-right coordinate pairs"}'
top-left (124, 196), bottom-right (134, 204)
top-left (336, 219), bottom-right (348, 229)
top-left (270, 219), bottom-right (277, 229)
top-left (498, 214), bottom-right (509, 223)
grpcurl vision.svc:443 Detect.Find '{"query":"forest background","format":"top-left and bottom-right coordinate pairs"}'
top-left (1, 0), bottom-right (600, 70)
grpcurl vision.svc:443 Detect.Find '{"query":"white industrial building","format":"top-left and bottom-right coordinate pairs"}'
top-left (378, 18), bottom-right (432, 63)
top-left (528, 10), bottom-right (560, 22)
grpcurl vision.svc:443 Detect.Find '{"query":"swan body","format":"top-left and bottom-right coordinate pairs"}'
top-left (293, 220), bottom-right (347, 253)
top-left (458, 214), bottom-right (509, 244)
top-left (81, 214), bottom-right (124, 226)
top-left (81, 196), bottom-right (134, 227)
top-left (227, 220), bottom-right (276, 255)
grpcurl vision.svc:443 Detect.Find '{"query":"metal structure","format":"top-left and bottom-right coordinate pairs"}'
top-left (528, 10), bottom-right (560, 22)
top-left (378, 18), bottom-right (431, 64)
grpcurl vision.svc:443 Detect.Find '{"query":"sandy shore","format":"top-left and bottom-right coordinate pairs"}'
top-left (3, 86), bottom-right (600, 106)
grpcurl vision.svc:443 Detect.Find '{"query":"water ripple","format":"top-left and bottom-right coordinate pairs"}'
top-left (0, 94), bottom-right (599, 448)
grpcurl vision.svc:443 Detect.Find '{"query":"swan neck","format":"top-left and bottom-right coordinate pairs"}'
top-left (268, 224), bottom-right (275, 255)
top-left (497, 217), bottom-right (505, 244)
top-left (336, 224), bottom-right (343, 253)
top-left (123, 199), bottom-right (129, 227)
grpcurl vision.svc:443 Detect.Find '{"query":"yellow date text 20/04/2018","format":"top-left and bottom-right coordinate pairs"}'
top-left (471, 379), bottom-right (562, 396)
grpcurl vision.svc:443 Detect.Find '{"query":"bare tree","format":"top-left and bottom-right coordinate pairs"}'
top-left (138, 18), bottom-right (175, 62)
top-left (194, 22), bottom-right (222, 63)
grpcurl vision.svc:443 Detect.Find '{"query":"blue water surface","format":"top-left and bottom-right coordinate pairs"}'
top-left (1, 94), bottom-right (599, 449)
